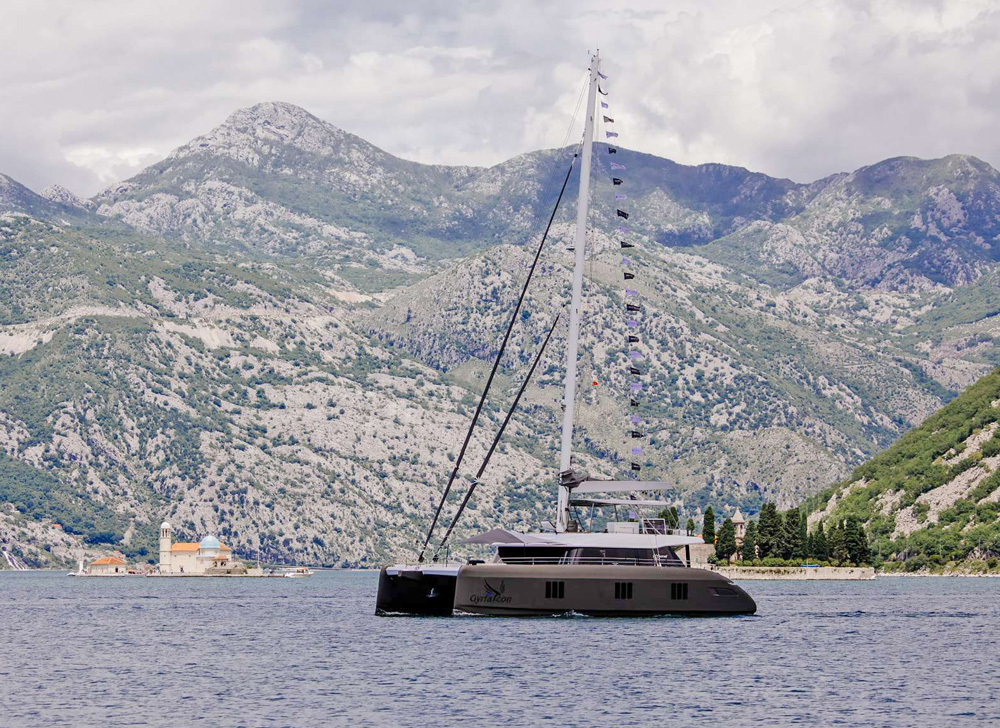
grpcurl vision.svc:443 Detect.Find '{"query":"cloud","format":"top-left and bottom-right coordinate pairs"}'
top-left (1, 0), bottom-right (999, 196)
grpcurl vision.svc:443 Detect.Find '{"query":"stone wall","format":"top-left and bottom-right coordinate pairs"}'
top-left (713, 566), bottom-right (876, 580)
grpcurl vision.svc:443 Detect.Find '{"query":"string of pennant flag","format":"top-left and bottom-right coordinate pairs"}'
top-left (598, 72), bottom-right (644, 478)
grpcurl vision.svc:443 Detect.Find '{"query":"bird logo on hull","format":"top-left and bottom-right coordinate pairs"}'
top-left (470, 579), bottom-right (512, 604)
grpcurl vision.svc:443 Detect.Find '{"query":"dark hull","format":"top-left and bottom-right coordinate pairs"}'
top-left (376, 564), bottom-right (756, 616)
top-left (374, 566), bottom-right (457, 616)
top-left (454, 564), bottom-right (755, 616)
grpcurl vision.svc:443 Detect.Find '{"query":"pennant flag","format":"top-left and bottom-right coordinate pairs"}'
top-left (631, 382), bottom-right (643, 391)
top-left (627, 335), bottom-right (639, 344)
top-left (629, 398), bottom-right (640, 406)
top-left (598, 85), bottom-right (608, 95)
top-left (618, 226), bottom-right (629, 234)
top-left (629, 350), bottom-right (642, 359)
top-left (625, 289), bottom-right (638, 296)
top-left (626, 319), bottom-right (639, 327)
top-left (611, 162), bottom-right (625, 170)
top-left (631, 447), bottom-right (643, 455)
top-left (631, 416), bottom-right (641, 425)
top-left (622, 257), bottom-right (632, 266)
top-left (603, 116), bottom-right (615, 123)
top-left (592, 380), bottom-right (599, 386)
top-left (626, 303), bottom-right (641, 313)
top-left (601, 101), bottom-right (609, 109)
top-left (620, 240), bottom-right (634, 249)
top-left (631, 463), bottom-right (641, 471)
top-left (608, 147), bottom-right (617, 154)
top-left (623, 272), bottom-right (635, 280)
top-left (629, 366), bottom-right (642, 375)
top-left (598, 71), bottom-right (608, 80)
top-left (606, 131), bottom-right (619, 139)
top-left (631, 431), bottom-right (644, 438)
top-left (617, 209), bottom-right (629, 219)
top-left (612, 177), bottom-right (623, 185)
top-left (615, 194), bottom-right (627, 200)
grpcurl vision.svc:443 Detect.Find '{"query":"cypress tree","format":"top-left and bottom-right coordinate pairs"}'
top-left (757, 502), bottom-right (780, 558)
top-left (716, 518), bottom-right (737, 562)
top-left (811, 522), bottom-right (829, 561)
top-left (741, 520), bottom-right (758, 561)
top-left (780, 509), bottom-right (802, 560)
top-left (686, 517), bottom-right (695, 536)
top-left (844, 516), bottom-right (869, 565)
top-left (702, 506), bottom-right (716, 544)
top-left (829, 521), bottom-right (849, 564)
top-left (657, 506), bottom-right (679, 530)
top-left (798, 511), bottom-right (808, 558)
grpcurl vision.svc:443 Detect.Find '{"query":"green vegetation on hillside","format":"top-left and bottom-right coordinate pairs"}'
top-left (806, 367), bottom-right (1000, 572)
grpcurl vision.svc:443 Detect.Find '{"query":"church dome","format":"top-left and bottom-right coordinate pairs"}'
top-left (199, 535), bottom-right (221, 550)
top-left (160, 522), bottom-right (171, 530)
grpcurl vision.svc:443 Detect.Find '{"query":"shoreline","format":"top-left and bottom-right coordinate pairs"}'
top-left (714, 565), bottom-right (875, 580)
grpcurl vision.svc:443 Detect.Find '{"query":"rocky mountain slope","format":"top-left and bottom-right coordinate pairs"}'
top-left (806, 366), bottom-right (1000, 571)
top-left (0, 173), bottom-right (93, 224)
top-left (0, 212), bottom-right (559, 568)
top-left (4, 101), bottom-right (1000, 567)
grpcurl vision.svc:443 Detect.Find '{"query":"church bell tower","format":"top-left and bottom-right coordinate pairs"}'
top-left (159, 522), bottom-right (172, 573)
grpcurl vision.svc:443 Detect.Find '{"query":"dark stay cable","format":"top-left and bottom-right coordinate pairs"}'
top-left (434, 313), bottom-right (561, 558)
top-left (417, 155), bottom-right (578, 562)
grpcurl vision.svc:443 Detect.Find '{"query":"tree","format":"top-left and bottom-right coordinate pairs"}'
top-left (810, 522), bottom-right (829, 562)
top-left (658, 506), bottom-right (680, 531)
top-left (716, 518), bottom-right (738, 561)
top-left (757, 502), bottom-right (781, 558)
top-left (798, 510), bottom-right (808, 558)
top-left (844, 516), bottom-right (870, 565)
top-left (686, 517), bottom-right (695, 536)
top-left (702, 507), bottom-right (716, 544)
top-left (828, 521), bottom-right (849, 564)
top-left (741, 520), bottom-right (758, 561)
top-left (781, 508), bottom-right (803, 560)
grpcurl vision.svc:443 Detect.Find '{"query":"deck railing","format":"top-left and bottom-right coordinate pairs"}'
top-left (497, 555), bottom-right (677, 567)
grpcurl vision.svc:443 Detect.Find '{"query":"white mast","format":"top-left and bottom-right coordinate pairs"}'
top-left (557, 52), bottom-right (600, 533)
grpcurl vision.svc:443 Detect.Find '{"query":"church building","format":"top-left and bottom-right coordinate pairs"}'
top-left (158, 522), bottom-right (236, 575)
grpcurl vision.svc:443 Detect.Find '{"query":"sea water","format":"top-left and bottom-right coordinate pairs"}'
top-left (1, 571), bottom-right (997, 727)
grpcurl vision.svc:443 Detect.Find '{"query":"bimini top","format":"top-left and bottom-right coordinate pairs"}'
top-left (462, 528), bottom-right (703, 549)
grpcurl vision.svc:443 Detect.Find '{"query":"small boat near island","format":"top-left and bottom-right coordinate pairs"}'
top-left (280, 566), bottom-right (315, 578)
top-left (376, 52), bottom-right (756, 617)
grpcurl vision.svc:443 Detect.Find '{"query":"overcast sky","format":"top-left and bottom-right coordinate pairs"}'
top-left (3, 0), bottom-right (999, 197)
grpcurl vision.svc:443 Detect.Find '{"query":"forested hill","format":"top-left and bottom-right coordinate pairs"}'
top-left (806, 367), bottom-right (1000, 571)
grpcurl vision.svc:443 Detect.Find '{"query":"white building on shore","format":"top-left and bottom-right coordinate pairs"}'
top-left (158, 522), bottom-right (236, 575)
top-left (86, 556), bottom-right (128, 575)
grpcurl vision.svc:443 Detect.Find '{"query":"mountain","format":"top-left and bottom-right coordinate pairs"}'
top-left (706, 154), bottom-right (1000, 291)
top-left (0, 173), bottom-right (92, 224)
top-left (4, 101), bottom-right (1000, 568)
top-left (0, 212), bottom-right (559, 568)
top-left (806, 366), bottom-right (1000, 571)
top-left (94, 104), bottom-right (1000, 294)
top-left (41, 184), bottom-right (93, 210)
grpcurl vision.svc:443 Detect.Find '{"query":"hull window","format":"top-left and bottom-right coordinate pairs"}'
top-left (614, 582), bottom-right (634, 600)
top-left (670, 582), bottom-right (689, 600)
top-left (711, 586), bottom-right (737, 596)
top-left (545, 581), bottom-right (565, 599)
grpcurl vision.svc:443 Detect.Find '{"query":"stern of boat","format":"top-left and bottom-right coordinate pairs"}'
top-left (375, 564), bottom-right (460, 616)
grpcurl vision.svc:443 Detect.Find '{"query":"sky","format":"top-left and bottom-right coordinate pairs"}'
top-left (3, 0), bottom-right (1000, 197)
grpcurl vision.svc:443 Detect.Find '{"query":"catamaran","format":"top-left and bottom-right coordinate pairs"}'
top-left (376, 52), bottom-right (756, 617)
